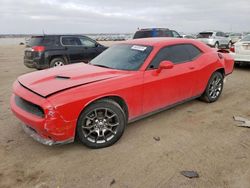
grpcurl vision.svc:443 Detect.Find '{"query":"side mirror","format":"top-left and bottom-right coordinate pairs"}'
top-left (156, 61), bottom-right (174, 73)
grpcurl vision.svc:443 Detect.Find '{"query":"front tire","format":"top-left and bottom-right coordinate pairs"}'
top-left (200, 71), bottom-right (224, 103)
top-left (76, 99), bottom-right (126, 149)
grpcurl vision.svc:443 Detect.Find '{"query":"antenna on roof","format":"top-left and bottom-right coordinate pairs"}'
top-left (42, 29), bottom-right (45, 35)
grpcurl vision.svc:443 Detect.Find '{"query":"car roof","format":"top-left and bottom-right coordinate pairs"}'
top-left (31, 34), bottom-right (88, 37)
top-left (199, 31), bottom-right (221, 33)
top-left (137, 28), bottom-right (170, 31)
top-left (122, 37), bottom-right (199, 47)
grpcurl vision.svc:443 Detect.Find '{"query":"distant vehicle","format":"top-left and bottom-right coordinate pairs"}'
top-left (197, 31), bottom-right (232, 49)
top-left (11, 38), bottom-right (234, 148)
top-left (133, 28), bottom-right (181, 39)
top-left (181, 34), bottom-right (195, 39)
top-left (229, 33), bottom-right (243, 44)
top-left (24, 35), bottom-right (107, 70)
top-left (230, 34), bottom-right (250, 65)
top-left (243, 32), bottom-right (250, 37)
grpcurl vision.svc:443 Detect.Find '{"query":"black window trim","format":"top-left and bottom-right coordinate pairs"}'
top-left (60, 35), bottom-right (98, 47)
top-left (78, 36), bottom-right (98, 48)
top-left (146, 43), bottom-right (204, 70)
top-left (60, 36), bottom-right (81, 47)
top-left (171, 30), bottom-right (181, 38)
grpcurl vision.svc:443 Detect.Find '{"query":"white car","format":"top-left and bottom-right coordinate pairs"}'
top-left (230, 34), bottom-right (250, 64)
top-left (197, 31), bottom-right (232, 49)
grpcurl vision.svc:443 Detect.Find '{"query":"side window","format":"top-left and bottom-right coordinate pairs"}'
top-left (184, 44), bottom-right (202, 60)
top-left (168, 45), bottom-right (191, 63)
top-left (156, 30), bottom-right (164, 37)
top-left (164, 30), bottom-right (173, 37)
top-left (216, 32), bottom-right (222, 37)
top-left (172, 31), bottom-right (181, 38)
top-left (148, 44), bottom-right (191, 69)
top-left (41, 37), bottom-right (55, 46)
top-left (148, 47), bottom-right (172, 69)
top-left (61, 37), bottom-right (81, 46)
top-left (79, 37), bottom-right (96, 48)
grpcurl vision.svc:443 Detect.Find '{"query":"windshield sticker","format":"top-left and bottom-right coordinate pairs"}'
top-left (131, 45), bottom-right (147, 51)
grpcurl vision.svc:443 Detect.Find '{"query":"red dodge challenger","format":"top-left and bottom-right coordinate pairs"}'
top-left (10, 38), bottom-right (234, 148)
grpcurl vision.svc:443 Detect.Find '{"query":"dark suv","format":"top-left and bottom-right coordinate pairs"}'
top-left (133, 28), bottom-right (181, 39)
top-left (24, 35), bottom-right (107, 69)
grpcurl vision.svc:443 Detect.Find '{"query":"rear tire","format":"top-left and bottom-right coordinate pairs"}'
top-left (227, 41), bottom-right (233, 49)
top-left (214, 42), bottom-right (219, 49)
top-left (76, 99), bottom-right (126, 149)
top-left (200, 71), bottom-right (224, 103)
top-left (50, 57), bottom-right (66, 68)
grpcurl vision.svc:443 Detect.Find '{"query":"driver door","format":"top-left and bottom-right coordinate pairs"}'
top-left (142, 44), bottom-right (199, 114)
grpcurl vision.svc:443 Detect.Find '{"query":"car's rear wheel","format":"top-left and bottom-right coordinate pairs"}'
top-left (227, 41), bottom-right (233, 49)
top-left (50, 57), bottom-right (66, 67)
top-left (200, 71), bottom-right (224, 103)
top-left (76, 99), bottom-right (126, 149)
top-left (214, 42), bottom-right (219, 49)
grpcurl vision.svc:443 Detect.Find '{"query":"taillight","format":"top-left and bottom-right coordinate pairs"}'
top-left (230, 46), bottom-right (235, 53)
top-left (32, 46), bottom-right (45, 52)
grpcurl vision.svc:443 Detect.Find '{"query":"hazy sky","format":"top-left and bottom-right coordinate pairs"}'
top-left (0, 0), bottom-right (249, 34)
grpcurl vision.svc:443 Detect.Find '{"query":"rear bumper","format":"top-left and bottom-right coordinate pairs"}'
top-left (198, 39), bottom-right (216, 47)
top-left (24, 58), bottom-right (49, 70)
top-left (230, 53), bottom-right (250, 63)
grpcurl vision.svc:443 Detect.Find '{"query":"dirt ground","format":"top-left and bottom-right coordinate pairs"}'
top-left (0, 43), bottom-right (250, 188)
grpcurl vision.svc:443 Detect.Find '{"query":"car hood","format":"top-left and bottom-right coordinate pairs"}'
top-left (18, 63), bottom-right (126, 97)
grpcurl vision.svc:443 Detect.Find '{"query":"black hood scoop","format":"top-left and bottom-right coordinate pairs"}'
top-left (55, 75), bottom-right (71, 80)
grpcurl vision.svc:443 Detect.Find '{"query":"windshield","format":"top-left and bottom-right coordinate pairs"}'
top-left (241, 35), bottom-right (250, 42)
top-left (90, 44), bottom-right (152, 71)
top-left (133, 30), bottom-right (172, 39)
top-left (197, 32), bottom-right (213, 38)
top-left (133, 31), bottom-right (152, 39)
top-left (27, 36), bottom-right (55, 47)
top-left (27, 36), bottom-right (43, 47)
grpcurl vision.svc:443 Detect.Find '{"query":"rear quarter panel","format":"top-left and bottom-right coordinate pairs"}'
top-left (195, 51), bottom-right (228, 95)
top-left (221, 53), bottom-right (234, 75)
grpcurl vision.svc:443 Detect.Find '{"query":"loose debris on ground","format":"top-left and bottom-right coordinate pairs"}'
top-left (110, 179), bottom-right (116, 186)
top-left (180, 171), bottom-right (199, 178)
top-left (153, 136), bottom-right (161, 141)
top-left (233, 116), bottom-right (250, 128)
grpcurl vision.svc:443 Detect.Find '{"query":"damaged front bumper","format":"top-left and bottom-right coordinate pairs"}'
top-left (22, 124), bottom-right (74, 146)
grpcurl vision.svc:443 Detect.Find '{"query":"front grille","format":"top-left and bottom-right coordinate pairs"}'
top-left (15, 95), bottom-right (44, 118)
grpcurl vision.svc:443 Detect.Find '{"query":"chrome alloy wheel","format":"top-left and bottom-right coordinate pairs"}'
top-left (208, 74), bottom-right (223, 99)
top-left (81, 108), bottom-right (119, 144)
top-left (53, 61), bottom-right (64, 67)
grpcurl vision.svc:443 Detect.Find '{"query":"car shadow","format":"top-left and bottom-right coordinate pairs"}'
top-left (234, 63), bottom-right (250, 71)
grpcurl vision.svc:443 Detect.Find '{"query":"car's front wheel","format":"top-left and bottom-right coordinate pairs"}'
top-left (76, 99), bottom-right (126, 149)
top-left (200, 71), bottom-right (224, 103)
